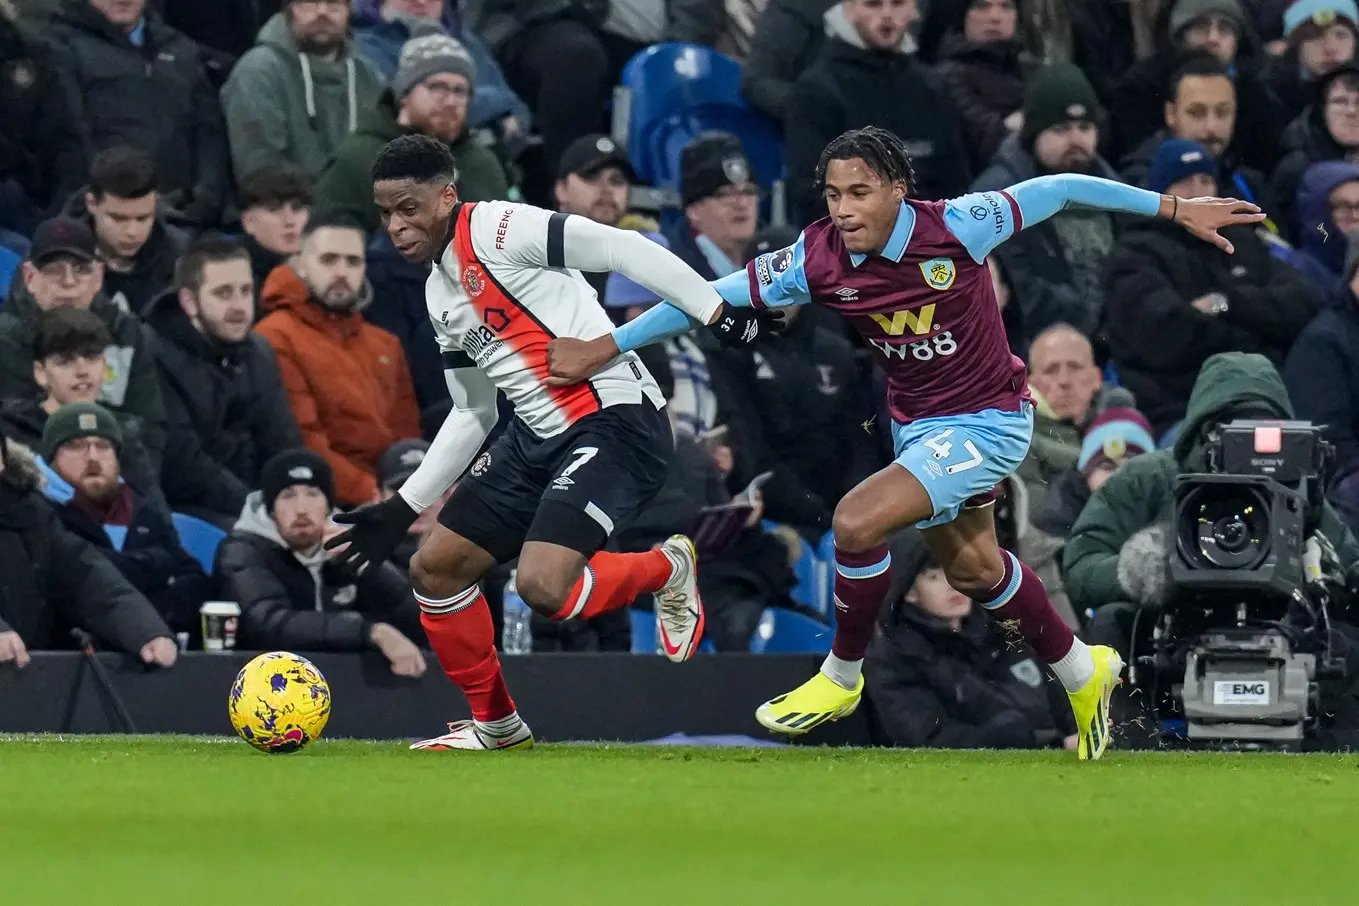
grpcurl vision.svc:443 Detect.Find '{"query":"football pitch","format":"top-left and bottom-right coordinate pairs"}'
top-left (3, 737), bottom-right (1356, 905)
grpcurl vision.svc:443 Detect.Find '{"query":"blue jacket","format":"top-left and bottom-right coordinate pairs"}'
top-left (351, 12), bottom-right (531, 130)
top-left (1290, 160), bottom-right (1359, 300)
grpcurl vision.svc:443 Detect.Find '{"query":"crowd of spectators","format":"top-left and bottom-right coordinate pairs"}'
top-left (3, 0), bottom-right (1359, 749)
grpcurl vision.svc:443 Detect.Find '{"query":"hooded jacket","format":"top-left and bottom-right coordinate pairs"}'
top-left (46, 0), bottom-right (228, 225)
top-left (62, 187), bottom-right (189, 317)
top-left (1064, 352), bottom-right (1359, 613)
top-left (254, 265), bottom-right (421, 507)
top-left (1103, 215), bottom-right (1318, 435)
top-left (0, 435), bottom-right (171, 652)
top-left (144, 288), bottom-right (302, 519)
top-left (1270, 66), bottom-right (1359, 243)
top-left (0, 0), bottom-right (87, 213)
top-left (221, 12), bottom-right (387, 181)
top-left (1289, 161), bottom-right (1359, 299)
top-left (973, 133), bottom-right (1122, 338)
top-left (933, 34), bottom-right (1033, 172)
top-left (0, 280), bottom-right (167, 473)
top-left (784, 10), bottom-right (971, 219)
top-left (314, 89), bottom-right (510, 236)
top-left (215, 491), bottom-right (419, 652)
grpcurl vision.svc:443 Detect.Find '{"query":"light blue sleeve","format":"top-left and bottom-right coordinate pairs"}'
top-left (943, 175), bottom-right (1163, 263)
top-left (611, 235), bottom-right (813, 353)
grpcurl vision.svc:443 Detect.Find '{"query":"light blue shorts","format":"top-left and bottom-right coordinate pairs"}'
top-left (891, 403), bottom-right (1034, 529)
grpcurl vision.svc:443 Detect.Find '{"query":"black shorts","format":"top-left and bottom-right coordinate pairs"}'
top-left (438, 402), bottom-right (672, 562)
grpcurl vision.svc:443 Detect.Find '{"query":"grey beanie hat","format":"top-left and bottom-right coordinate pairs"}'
top-left (1169, 0), bottom-right (1247, 36)
top-left (393, 34), bottom-right (477, 100)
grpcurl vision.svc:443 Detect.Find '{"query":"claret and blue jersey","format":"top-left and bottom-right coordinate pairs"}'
top-left (613, 173), bottom-right (1164, 524)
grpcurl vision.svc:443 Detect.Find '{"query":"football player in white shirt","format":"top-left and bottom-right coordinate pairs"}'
top-left (325, 135), bottom-right (778, 750)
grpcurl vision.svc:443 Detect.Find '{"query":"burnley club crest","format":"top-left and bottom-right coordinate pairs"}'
top-left (920, 257), bottom-right (956, 291)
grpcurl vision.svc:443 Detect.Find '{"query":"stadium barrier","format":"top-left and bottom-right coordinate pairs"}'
top-left (0, 652), bottom-right (874, 745)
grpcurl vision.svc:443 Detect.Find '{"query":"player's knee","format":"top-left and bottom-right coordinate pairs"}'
top-left (832, 502), bottom-right (884, 553)
top-left (409, 548), bottom-right (466, 601)
top-left (514, 566), bottom-right (573, 617)
top-left (944, 549), bottom-right (1005, 598)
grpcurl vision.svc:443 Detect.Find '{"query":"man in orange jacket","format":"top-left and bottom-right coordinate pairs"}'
top-left (256, 213), bottom-right (421, 507)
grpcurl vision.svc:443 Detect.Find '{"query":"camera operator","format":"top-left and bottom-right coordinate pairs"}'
top-left (1063, 351), bottom-right (1359, 655)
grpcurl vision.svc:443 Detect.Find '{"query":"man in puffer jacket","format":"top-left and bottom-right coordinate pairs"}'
top-left (222, 3), bottom-right (387, 183)
top-left (215, 449), bottom-right (428, 674)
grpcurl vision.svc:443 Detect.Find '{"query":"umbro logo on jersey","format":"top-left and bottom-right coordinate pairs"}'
top-left (551, 476), bottom-right (575, 489)
top-left (741, 321), bottom-right (759, 343)
top-left (834, 287), bottom-right (858, 301)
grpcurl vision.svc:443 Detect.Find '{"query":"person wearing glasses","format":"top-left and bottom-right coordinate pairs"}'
top-left (665, 133), bottom-right (765, 281)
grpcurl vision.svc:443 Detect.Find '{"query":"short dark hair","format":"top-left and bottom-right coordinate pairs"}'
top-left (1168, 53), bottom-right (1233, 103)
top-left (88, 146), bottom-right (158, 201)
top-left (237, 163), bottom-right (314, 211)
top-left (33, 307), bottom-right (112, 362)
top-left (301, 210), bottom-right (367, 243)
top-left (371, 134), bottom-right (458, 186)
top-left (175, 235), bottom-right (252, 293)
top-left (814, 126), bottom-right (917, 195)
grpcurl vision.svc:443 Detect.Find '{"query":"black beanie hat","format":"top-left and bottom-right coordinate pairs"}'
top-left (261, 449), bottom-right (334, 512)
top-left (1021, 63), bottom-right (1102, 147)
top-left (680, 132), bottom-right (754, 207)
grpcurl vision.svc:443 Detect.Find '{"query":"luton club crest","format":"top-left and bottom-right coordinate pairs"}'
top-left (920, 257), bottom-right (956, 291)
top-left (462, 264), bottom-right (486, 298)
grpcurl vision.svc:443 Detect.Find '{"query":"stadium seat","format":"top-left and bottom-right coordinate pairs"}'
top-left (172, 512), bottom-right (227, 574)
top-left (615, 43), bottom-right (786, 220)
top-left (749, 607), bottom-right (833, 654)
top-left (630, 609), bottom-right (657, 654)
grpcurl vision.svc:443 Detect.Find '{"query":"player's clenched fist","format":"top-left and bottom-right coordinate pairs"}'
top-left (546, 336), bottom-right (616, 386)
top-left (0, 631), bottom-right (30, 668)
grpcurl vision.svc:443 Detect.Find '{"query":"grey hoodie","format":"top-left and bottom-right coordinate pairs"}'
top-left (221, 13), bottom-right (387, 181)
top-left (233, 490), bottom-right (331, 613)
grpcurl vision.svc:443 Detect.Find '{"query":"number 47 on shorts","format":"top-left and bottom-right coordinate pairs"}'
top-left (925, 430), bottom-right (983, 474)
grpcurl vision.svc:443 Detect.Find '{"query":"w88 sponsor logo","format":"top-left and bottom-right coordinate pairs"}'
top-left (869, 330), bottom-right (959, 361)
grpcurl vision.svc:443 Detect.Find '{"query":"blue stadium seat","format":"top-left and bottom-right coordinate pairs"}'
top-left (616, 43), bottom-right (786, 201)
top-left (631, 609), bottom-right (657, 654)
top-left (172, 512), bottom-right (227, 574)
top-left (750, 607), bottom-right (833, 654)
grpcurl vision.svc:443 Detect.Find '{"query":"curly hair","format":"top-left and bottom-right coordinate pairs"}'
top-left (814, 126), bottom-right (917, 195)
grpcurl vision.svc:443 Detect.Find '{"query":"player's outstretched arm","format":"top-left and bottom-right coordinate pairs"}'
top-left (324, 364), bottom-right (498, 573)
top-left (944, 175), bottom-right (1265, 261)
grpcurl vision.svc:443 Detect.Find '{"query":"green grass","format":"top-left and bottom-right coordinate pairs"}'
top-left (3, 737), bottom-right (1357, 905)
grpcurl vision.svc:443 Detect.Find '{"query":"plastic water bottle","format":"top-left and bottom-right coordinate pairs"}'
top-left (501, 570), bottom-right (533, 655)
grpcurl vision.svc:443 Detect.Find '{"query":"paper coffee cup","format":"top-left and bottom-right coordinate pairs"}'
top-left (201, 601), bottom-right (241, 652)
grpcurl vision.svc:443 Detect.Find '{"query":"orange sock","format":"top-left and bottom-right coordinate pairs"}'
top-left (551, 549), bottom-right (675, 620)
top-left (416, 586), bottom-right (516, 723)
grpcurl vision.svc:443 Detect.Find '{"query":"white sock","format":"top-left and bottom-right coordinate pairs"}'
top-left (820, 653), bottom-right (862, 691)
top-left (1051, 637), bottom-right (1096, 693)
top-left (474, 712), bottom-right (526, 740)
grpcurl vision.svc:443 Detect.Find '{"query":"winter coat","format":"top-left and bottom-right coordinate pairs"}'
top-left (145, 288), bottom-right (302, 520)
top-left (62, 187), bottom-right (188, 317)
top-left (1063, 352), bottom-right (1359, 613)
top-left (243, 234), bottom-right (287, 300)
top-left (351, 10), bottom-right (531, 130)
top-left (865, 601), bottom-right (1076, 749)
top-left (44, 480), bottom-right (209, 636)
top-left (1108, 51), bottom-right (1283, 172)
top-left (1289, 160), bottom-right (1359, 299)
top-left (255, 265), bottom-right (421, 506)
top-left (716, 312), bottom-right (880, 538)
top-left (933, 35), bottom-right (1032, 173)
top-left (739, 0), bottom-right (839, 122)
top-left (1285, 288), bottom-right (1359, 474)
top-left (1118, 128), bottom-right (1271, 213)
top-left (46, 0), bottom-right (228, 225)
top-left (0, 437), bottom-right (171, 652)
top-left (215, 491), bottom-right (423, 652)
top-left (973, 133), bottom-right (1122, 338)
top-left (1102, 217), bottom-right (1319, 437)
top-left (364, 231), bottom-right (448, 413)
top-left (0, 395), bottom-right (165, 514)
top-left (314, 89), bottom-right (510, 236)
top-left (1269, 67), bottom-right (1359, 242)
top-left (0, 281), bottom-right (166, 473)
top-left (0, 4), bottom-right (86, 213)
top-left (785, 16), bottom-right (971, 220)
top-left (220, 12), bottom-right (387, 182)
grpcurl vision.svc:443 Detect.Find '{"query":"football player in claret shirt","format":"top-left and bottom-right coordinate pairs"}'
top-left (547, 126), bottom-right (1264, 759)
top-left (323, 135), bottom-right (775, 751)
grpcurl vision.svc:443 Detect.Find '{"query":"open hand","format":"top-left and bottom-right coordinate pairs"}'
top-left (1172, 196), bottom-right (1266, 254)
top-left (546, 336), bottom-right (617, 386)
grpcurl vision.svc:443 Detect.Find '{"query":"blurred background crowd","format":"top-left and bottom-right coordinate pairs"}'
top-left (3, 0), bottom-right (1359, 748)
